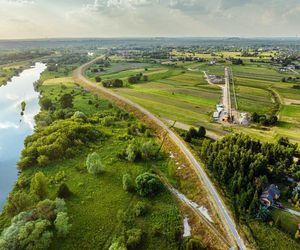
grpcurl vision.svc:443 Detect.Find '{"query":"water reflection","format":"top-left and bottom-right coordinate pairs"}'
top-left (0, 62), bottom-right (46, 209)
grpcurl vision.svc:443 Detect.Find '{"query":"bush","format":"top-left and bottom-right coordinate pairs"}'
top-left (60, 93), bottom-right (73, 109)
top-left (36, 199), bottom-right (57, 220)
top-left (140, 141), bottom-right (157, 160)
top-left (54, 212), bottom-right (72, 237)
top-left (125, 140), bottom-right (157, 162)
top-left (37, 155), bottom-right (50, 167)
top-left (197, 126), bottom-right (206, 138)
top-left (122, 174), bottom-right (135, 192)
top-left (4, 191), bottom-right (33, 216)
top-left (134, 202), bottom-right (147, 217)
top-left (72, 111), bottom-right (87, 120)
top-left (30, 172), bottom-right (48, 199)
top-left (184, 132), bottom-right (192, 142)
top-left (135, 172), bottom-right (162, 197)
top-left (18, 119), bottom-right (102, 169)
top-left (126, 228), bottom-right (142, 248)
top-left (86, 152), bottom-right (104, 175)
top-left (56, 183), bottom-right (72, 198)
top-left (102, 116), bottom-right (114, 127)
top-left (180, 237), bottom-right (205, 250)
top-left (40, 97), bottom-right (53, 110)
top-left (95, 76), bottom-right (102, 82)
top-left (189, 127), bottom-right (198, 138)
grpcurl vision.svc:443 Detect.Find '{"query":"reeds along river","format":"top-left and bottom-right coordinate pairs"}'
top-left (0, 62), bottom-right (46, 210)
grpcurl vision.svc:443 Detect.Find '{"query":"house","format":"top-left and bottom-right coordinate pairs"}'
top-left (239, 112), bottom-right (249, 126)
top-left (260, 184), bottom-right (280, 207)
top-left (279, 67), bottom-right (289, 72)
top-left (213, 111), bottom-right (221, 120)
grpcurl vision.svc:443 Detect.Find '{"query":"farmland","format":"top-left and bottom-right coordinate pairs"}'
top-left (87, 53), bottom-right (300, 143)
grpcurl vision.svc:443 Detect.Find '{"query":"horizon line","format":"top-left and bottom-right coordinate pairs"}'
top-left (0, 36), bottom-right (300, 41)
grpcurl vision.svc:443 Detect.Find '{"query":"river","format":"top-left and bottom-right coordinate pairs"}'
top-left (0, 62), bottom-right (46, 209)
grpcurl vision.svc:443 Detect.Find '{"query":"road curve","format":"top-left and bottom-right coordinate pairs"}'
top-left (73, 57), bottom-right (247, 250)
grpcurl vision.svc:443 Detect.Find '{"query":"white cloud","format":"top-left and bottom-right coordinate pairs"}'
top-left (0, 121), bottom-right (19, 129)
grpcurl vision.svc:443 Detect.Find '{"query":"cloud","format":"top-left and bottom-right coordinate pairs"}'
top-left (0, 122), bottom-right (19, 129)
top-left (1, 0), bottom-right (35, 6)
top-left (1, 0), bottom-right (300, 38)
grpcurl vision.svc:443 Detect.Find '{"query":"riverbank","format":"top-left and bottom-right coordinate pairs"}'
top-left (0, 62), bottom-right (46, 209)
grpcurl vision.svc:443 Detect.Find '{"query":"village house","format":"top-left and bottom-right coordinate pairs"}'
top-left (260, 184), bottom-right (280, 207)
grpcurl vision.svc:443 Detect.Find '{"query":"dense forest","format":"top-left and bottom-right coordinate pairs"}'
top-left (197, 134), bottom-right (298, 218)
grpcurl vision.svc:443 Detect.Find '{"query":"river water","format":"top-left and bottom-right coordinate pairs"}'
top-left (0, 62), bottom-right (46, 209)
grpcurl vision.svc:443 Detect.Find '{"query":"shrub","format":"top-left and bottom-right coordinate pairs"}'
top-left (134, 202), bottom-right (147, 217)
top-left (30, 172), bottom-right (48, 199)
top-left (140, 141), bottom-right (157, 160)
top-left (109, 238), bottom-right (127, 250)
top-left (37, 155), bottom-right (50, 167)
top-left (126, 143), bottom-right (139, 162)
top-left (122, 174), bottom-right (134, 192)
top-left (86, 152), bottom-right (104, 175)
top-left (180, 237), bottom-right (205, 250)
top-left (184, 132), bottom-right (192, 142)
top-left (18, 219), bottom-right (53, 250)
top-left (197, 126), bottom-right (206, 138)
top-left (40, 97), bottom-right (53, 110)
top-left (60, 93), bottom-right (73, 109)
top-left (95, 76), bottom-right (102, 82)
top-left (72, 111), bottom-right (87, 120)
top-left (56, 183), bottom-right (72, 198)
top-left (18, 119), bottom-right (102, 169)
top-left (4, 191), bottom-right (33, 216)
top-left (102, 116), bottom-right (114, 127)
top-left (189, 127), bottom-right (198, 138)
top-left (36, 199), bottom-right (57, 220)
top-left (135, 172), bottom-right (162, 197)
top-left (54, 212), bottom-right (71, 237)
top-left (126, 228), bottom-right (142, 248)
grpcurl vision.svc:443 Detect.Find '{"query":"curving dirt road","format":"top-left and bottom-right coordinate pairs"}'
top-left (73, 57), bottom-right (247, 250)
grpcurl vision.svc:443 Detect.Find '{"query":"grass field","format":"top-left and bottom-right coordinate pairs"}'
top-left (85, 59), bottom-right (300, 143)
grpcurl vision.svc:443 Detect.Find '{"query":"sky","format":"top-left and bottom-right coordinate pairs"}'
top-left (0, 0), bottom-right (300, 39)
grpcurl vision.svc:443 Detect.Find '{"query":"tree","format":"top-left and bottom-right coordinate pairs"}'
top-left (126, 228), bottom-right (142, 248)
top-left (256, 205), bottom-right (271, 222)
top-left (180, 237), bottom-right (205, 250)
top-left (134, 202), bottom-right (147, 217)
top-left (36, 199), bottom-right (56, 220)
top-left (135, 173), bottom-right (162, 197)
top-left (60, 93), bottom-right (73, 109)
top-left (18, 219), bottom-right (53, 250)
top-left (184, 132), bottom-right (192, 143)
top-left (126, 143), bottom-right (139, 162)
top-left (189, 127), bottom-right (198, 138)
top-left (54, 212), bottom-right (71, 237)
top-left (4, 191), bottom-right (32, 216)
top-left (122, 174), bottom-right (134, 192)
top-left (30, 172), bottom-right (48, 199)
top-left (37, 155), bottom-right (50, 167)
top-left (197, 126), bottom-right (206, 138)
top-left (95, 76), bottom-right (102, 82)
top-left (140, 141), bottom-right (157, 160)
top-left (86, 152), bottom-right (104, 175)
top-left (40, 97), bottom-right (53, 110)
top-left (251, 112), bottom-right (260, 123)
